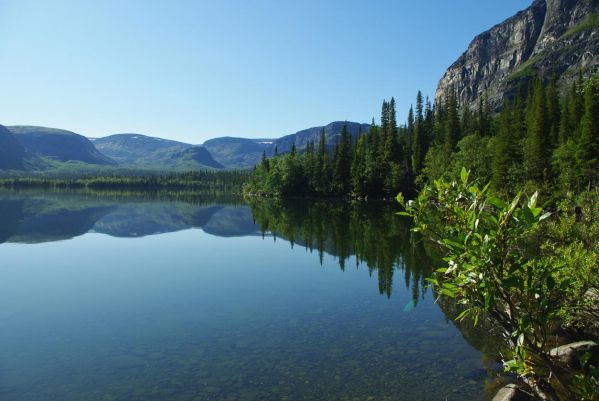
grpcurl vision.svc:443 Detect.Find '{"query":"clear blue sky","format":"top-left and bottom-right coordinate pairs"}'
top-left (0, 0), bottom-right (530, 144)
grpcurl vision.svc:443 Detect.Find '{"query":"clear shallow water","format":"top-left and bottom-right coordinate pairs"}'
top-left (0, 191), bottom-right (499, 401)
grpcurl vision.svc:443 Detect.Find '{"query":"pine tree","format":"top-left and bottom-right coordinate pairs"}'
top-left (380, 100), bottom-right (390, 134)
top-left (524, 77), bottom-right (550, 182)
top-left (558, 95), bottom-right (571, 145)
top-left (492, 101), bottom-right (514, 191)
top-left (407, 105), bottom-right (414, 145)
top-left (260, 150), bottom-right (270, 172)
top-left (546, 75), bottom-right (561, 147)
top-left (412, 91), bottom-right (426, 175)
top-left (444, 87), bottom-right (461, 156)
top-left (333, 123), bottom-right (352, 194)
top-left (316, 128), bottom-right (328, 194)
top-left (577, 74), bottom-right (599, 187)
top-left (475, 95), bottom-right (491, 137)
top-left (389, 97), bottom-right (397, 137)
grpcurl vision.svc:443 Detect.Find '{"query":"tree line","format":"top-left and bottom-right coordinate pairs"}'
top-left (245, 72), bottom-right (598, 199)
top-left (0, 170), bottom-right (251, 193)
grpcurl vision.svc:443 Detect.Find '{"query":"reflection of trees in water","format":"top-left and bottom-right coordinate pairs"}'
top-left (248, 198), bottom-right (432, 301)
top-left (248, 199), bottom-right (509, 366)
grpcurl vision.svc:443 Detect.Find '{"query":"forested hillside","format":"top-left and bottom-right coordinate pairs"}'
top-left (245, 73), bottom-right (598, 200)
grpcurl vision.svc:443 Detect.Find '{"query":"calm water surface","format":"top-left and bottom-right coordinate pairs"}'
top-left (0, 191), bottom-right (500, 401)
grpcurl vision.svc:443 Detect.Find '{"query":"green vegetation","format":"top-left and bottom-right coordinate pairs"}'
top-left (246, 72), bottom-right (598, 201)
top-left (562, 13), bottom-right (599, 38)
top-left (245, 98), bottom-right (414, 198)
top-left (507, 54), bottom-right (542, 82)
top-left (400, 170), bottom-right (598, 400)
top-left (243, 70), bottom-right (599, 399)
top-left (0, 170), bottom-right (250, 193)
top-left (397, 72), bottom-right (599, 400)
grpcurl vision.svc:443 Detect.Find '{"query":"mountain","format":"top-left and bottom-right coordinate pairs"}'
top-left (93, 133), bottom-right (222, 169)
top-left (93, 134), bottom-right (191, 164)
top-left (272, 121), bottom-right (370, 154)
top-left (172, 147), bottom-right (223, 169)
top-left (8, 126), bottom-right (115, 165)
top-left (0, 125), bottom-right (27, 170)
top-left (204, 121), bottom-right (370, 168)
top-left (436, 0), bottom-right (599, 110)
top-left (1, 121), bottom-right (370, 172)
top-left (0, 191), bottom-right (262, 243)
top-left (202, 137), bottom-right (274, 169)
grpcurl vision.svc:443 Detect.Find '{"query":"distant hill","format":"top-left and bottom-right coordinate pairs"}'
top-left (93, 134), bottom-right (191, 164)
top-left (0, 125), bottom-right (27, 170)
top-left (204, 121), bottom-right (370, 168)
top-left (272, 121), bottom-right (370, 154)
top-left (172, 147), bottom-right (223, 169)
top-left (202, 137), bottom-right (274, 169)
top-left (93, 133), bottom-right (222, 169)
top-left (0, 121), bottom-right (371, 173)
top-left (8, 126), bottom-right (115, 165)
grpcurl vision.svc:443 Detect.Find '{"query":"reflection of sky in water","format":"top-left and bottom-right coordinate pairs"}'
top-left (0, 201), bottom-right (493, 401)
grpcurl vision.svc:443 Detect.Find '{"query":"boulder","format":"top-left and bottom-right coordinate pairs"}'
top-left (549, 340), bottom-right (599, 367)
top-left (491, 384), bottom-right (531, 401)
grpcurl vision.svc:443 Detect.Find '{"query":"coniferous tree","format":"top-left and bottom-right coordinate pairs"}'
top-left (333, 123), bottom-right (352, 195)
top-left (524, 77), bottom-right (550, 182)
top-left (577, 74), bottom-right (599, 187)
top-left (444, 88), bottom-right (461, 156)
top-left (412, 91), bottom-right (426, 175)
top-left (492, 101), bottom-right (515, 191)
top-left (316, 128), bottom-right (328, 194)
top-left (558, 94), bottom-right (572, 145)
top-left (475, 95), bottom-right (491, 137)
top-left (546, 75), bottom-right (561, 146)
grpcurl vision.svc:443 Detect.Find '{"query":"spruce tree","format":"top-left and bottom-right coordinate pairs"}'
top-left (577, 74), bottom-right (599, 187)
top-left (333, 123), bottom-right (352, 194)
top-left (443, 87), bottom-right (461, 156)
top-left (492, 101), bottom-right (514, 191)
top-left (524, 77), bottom-right (550, 182)
top-left (558, 95), bottom-right (571, 145)
top-left (412, 91), bottom-right (426, 175)
top-left (316, 128), bottom-right (328, 194)
top-left (546, 76), bottom-right (561, 146)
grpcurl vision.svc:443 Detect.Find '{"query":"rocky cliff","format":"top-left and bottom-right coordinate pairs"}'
top-left (436, 0), bottom-right (599, 110)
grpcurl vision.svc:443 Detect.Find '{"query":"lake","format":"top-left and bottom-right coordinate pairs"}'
top-left (0, 190), bottom-right (502, 401)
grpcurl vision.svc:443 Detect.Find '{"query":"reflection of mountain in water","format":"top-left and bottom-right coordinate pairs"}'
top-left (0, 190), bottom-right (503, 362)
top-left (0, 191), bottom-right (261, 243)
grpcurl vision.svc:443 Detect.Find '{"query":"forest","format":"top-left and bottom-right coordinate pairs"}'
top-left (244, 72), bottom-right (599, 400)
top-left (0, 170), bottom-right (250, 193)
top-left (244, 73), bottom-right (598, 201)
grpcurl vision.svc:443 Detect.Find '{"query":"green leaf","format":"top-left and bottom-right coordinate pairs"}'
top-left (528, 191), bottom-right (538, 209)
top-left (460, 167), bottom-right (469, 184)
top-left (484, 291), bottom-right (493, 309)
top-left (455, 309), bottom-right (470, 321)
top-left (396, 192), bottom-right (406, 207)
top-left (425, 278), bottom-right (439, 286)
top-left (487, 196), bottom-right (507, 210)
top-left (442, 239), bottom-right (464, 250)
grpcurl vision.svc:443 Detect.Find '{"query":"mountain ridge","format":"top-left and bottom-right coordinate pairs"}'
top-left (436, 0), bottom-right (599, 110)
